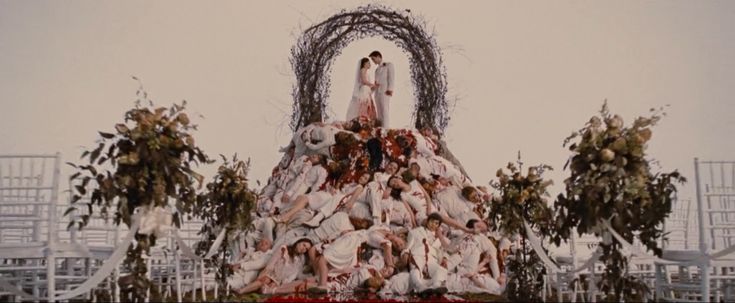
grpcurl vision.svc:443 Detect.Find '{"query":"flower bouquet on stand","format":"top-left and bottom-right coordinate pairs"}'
top-left (553, 102), bottom-right (685, 301)
top-left (488, 155), bottom-right (555, 302)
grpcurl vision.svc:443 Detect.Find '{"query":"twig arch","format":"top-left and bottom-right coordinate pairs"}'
top-left (289, 4), bottom-right (449, 134)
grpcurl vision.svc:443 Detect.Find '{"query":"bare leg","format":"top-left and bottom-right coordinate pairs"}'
top-left (382, 243), bottom-right (394, 267)
top-left (470, 275), bottom-right (486, 291)
top-left (271, 278), bottom-right (317, 294)
top-left (234, 280), bottom-right (263, 295)
top-left (308, 246), bottom-right (319, 269)
top-left (278, 195), bottom-right (308, 223)
top-left (317, 256), bottom-right (329, 287)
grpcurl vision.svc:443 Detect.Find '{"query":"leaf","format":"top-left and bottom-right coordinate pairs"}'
top-left (99, 131), bottom-right (115, 139)
top-left (75, 185), bottom-right (87, 196)
top-left (90, 143), bottom-right (104, 164)
top-left (63, 207), bottom-right (76, 216)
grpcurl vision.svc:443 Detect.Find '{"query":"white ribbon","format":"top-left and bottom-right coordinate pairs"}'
top-left (138, 206), bottom-right (173, 238)
top-left (174, 228), bottom-right (228, 261)
top-left (0, 212), bottom-right (141, 301)
top-left (602, 219), bottom-right (735, 265)
top-left (0, 205), bottom-right (237, 301)
top-left (523, 220), bottom-right (603, 274)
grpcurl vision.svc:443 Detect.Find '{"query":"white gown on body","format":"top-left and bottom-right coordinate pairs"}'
top-left (346, 61), bottom-right (377, 121)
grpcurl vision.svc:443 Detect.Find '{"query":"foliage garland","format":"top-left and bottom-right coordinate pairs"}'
top-left (553, 102), bottom-right (685, 301)
top-left (290, 4), bottom-right (450, 134)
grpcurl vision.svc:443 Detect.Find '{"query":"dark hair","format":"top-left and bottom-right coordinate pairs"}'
top-left (335, 131), bottom-right (358, 147)
top-left (346, 119), bottom-right (362, 132)
top-left (395, 253), bottom-right (409, 271)
top-left (315, 154), bottom-right (328, 166)
top-left (390, 187), bottom-right (402, 201)
top-left (387, 176), bottom-right (403, 200)
top-left (369, 51), bottom-right (382, 58)
top-left (427, 212), bottom-right (443, 224)
top-left (461, 186), bottom-right (478, 201)
top-left (395, 135), bottom-right (409, 148)
top-left (466, 219), bottom-right (479, 229)
top-left (357, 170), bottom-right (374, 184)
top-left (360, 57), bottom-right (370, 69)
top-left (288, 238), bottom-right (313, 258)
top-left (388, 175), bottom-right (402, 188)
top-left (401, 170), bottom-right (416, 183)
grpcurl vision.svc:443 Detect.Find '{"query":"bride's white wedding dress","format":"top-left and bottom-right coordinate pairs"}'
top-left (346, 64), bottom-right (377, 121)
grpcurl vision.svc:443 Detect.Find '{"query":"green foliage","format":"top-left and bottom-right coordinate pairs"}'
top-left (66, 84), bottom-right (210, 302)
top-left (488, 156), bottom-right (554, 302)
top-left (553, 102), bottom-right (685, 301)
top-left (505, 245), bottom-right (547, 302)
top-left (194, 155), bottom-right (257, 298)
top-left (488, 160), bottom-right (555, 236)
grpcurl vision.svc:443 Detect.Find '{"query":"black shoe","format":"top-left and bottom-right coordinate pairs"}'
top-left (434, 286), bottom-right (448, 295)
top-left (418, 289), bottom-right (434, 298)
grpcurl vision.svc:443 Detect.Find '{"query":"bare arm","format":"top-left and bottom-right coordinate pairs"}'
top-left (441, 214), bottom-right (473, 233)
top-left (403, 200), bottom-right (417, 228)
top-left (435, 227), bottom-right (450, 248)
top-left (361, 68), bottom-right (373, 86)
top-left (343, 185), bottom-right (364, 211)
top-left (241, 252), bottom-right (272, 272)
top-left (420, 186), bottom-right (433, 214)
top-left (258, 249), bottom-right (283, 279)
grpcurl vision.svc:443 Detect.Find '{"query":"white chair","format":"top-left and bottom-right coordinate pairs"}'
top-left (172, 218), bottom-right (218, 301)
top-left (655, 159), bottom-right (735, 302)
top-left (55, 189), bottom-right (126, 302)
top-left (0, 154), bottom-right (61, 301)
top-left (549, 232), bottom-right (603, 303)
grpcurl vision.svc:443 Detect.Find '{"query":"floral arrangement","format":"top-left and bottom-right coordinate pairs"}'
top-left (66, 84), bottom-right (210, 302)
top-left (194, 155), bottom-right (257, 295)
top-left (553, 102), bottom-right (685, 301)
top-left (488, 156), bottom-right (554, 302)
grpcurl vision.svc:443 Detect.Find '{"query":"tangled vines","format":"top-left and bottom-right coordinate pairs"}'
top-left (290, 4), bottom-right (450, 134)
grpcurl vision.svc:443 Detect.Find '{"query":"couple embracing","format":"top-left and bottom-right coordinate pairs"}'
top-left (346, 51), bottom-right (395, 127)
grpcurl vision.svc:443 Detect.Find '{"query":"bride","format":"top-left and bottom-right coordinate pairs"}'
top-left (345, 57), bottom-right (377, 121)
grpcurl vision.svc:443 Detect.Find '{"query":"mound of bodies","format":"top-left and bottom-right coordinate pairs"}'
top-left (228, 117), bottom-right (514, 298)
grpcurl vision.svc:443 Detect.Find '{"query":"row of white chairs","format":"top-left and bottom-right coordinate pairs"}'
top-left (0, 154), bottom-right (218, 302)
top-left (544, 159), bottom-right (735, 302)
top-left (654, 159), bottom-right (735, 302)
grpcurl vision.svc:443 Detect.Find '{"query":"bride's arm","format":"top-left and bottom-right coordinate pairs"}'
top-left (360, 69), bottom-right (373, 86)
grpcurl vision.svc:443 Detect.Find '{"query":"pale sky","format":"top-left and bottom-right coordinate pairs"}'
top-left (1, 0), bottom-right (734, 203)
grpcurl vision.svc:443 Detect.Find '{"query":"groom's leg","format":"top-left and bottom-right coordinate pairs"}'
top-left (374, 95), bottom-right (385, 125)
top-left (382, 96), bottom-right (390, 127)
top-left (375, 95), bottom-right (390, 128)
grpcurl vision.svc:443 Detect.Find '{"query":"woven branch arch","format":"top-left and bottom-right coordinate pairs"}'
top-left (289, 4), bottom-right (449, 134)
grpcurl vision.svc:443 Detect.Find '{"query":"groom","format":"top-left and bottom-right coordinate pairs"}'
top-left (370, 51), bottom-right (395, 127)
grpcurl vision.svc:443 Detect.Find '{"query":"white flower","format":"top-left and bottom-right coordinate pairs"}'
top-left (139, 206), bottom-right (173, 237)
